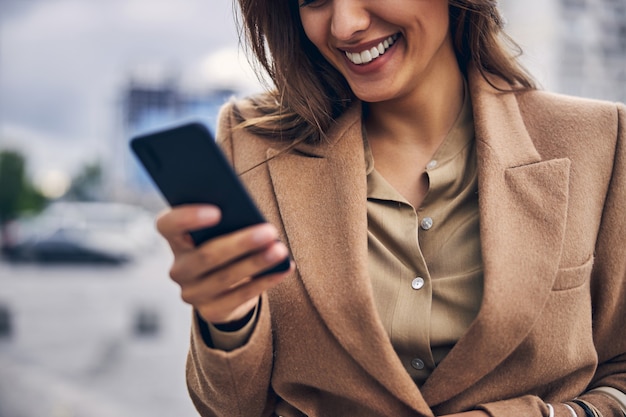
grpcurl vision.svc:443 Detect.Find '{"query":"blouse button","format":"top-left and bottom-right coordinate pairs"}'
top-left (411, 277), bottom-right (425, 290)
top-left (411, 358), bottom-right (425, 370)
top-left (426, 160), bottom-right (438, 170)
top-left (420, 217), bottom-right (433, 230)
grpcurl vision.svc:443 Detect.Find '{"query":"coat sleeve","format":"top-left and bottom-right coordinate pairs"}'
top-left (186, 294), bottom-right (276, 417)
top-left (185, 102), bottom-right (276, 417)
top-left (478, 103), bottom-right (626, 417)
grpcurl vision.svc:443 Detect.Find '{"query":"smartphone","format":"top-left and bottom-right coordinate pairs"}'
top-left (129, 121), bottom-right (290, 277)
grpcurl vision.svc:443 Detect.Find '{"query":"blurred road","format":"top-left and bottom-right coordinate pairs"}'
top-left (0, 240), bottom-right (199, 417)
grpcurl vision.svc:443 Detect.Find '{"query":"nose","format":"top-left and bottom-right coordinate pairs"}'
top-left (330, 0), bottom-right (370, 42)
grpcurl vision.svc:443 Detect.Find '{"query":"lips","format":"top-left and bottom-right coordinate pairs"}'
top-left (344, 34), bottom-right (399, 65)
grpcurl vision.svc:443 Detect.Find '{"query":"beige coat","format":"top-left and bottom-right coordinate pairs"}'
top-left (186, 67), bottom-right (626, 417)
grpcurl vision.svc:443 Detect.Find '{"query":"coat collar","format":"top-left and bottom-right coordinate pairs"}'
top-left (266, 104), bottom-right (433, 414)
top-left (267, 66), bottom-right (570, 411)
top-left (420, 67), bottom-right (571, 407)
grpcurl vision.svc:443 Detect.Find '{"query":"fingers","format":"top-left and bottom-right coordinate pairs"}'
top-left (195, 260), bottom-right (294, 324)
top-left (178, 240), bottom-right (288, 294)
top-left (179, 244), bottom-right (292, 324)
top-left (156, 205), bottom-right (221, 254)
top-left (155, 204), bottom-right (293, 325)
top-left (175, 239), bottom-right (291, 324)
top-left (169, 223), bottom-right (283, 285)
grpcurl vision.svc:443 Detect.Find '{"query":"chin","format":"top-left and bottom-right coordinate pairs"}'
top-left (353, 91), bottom-right (397, 104)
top-left (347, 78), bottom-right (404, 104)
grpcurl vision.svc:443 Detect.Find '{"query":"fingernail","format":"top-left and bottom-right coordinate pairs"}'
top-left (197, 207), bottom-right (220, 222)
top-left (252, 225), bottom-right (276, 244)
top-left (265, 244), bottom-right (287, 262)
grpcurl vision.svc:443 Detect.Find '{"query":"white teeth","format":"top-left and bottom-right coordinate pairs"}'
top-left (345, 34), bottom-right (398, 65)
top-left (360, 50), bottom-right (372, 64)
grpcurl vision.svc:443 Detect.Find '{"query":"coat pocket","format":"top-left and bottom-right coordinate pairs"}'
top-left (552, 255), bottom-right (594, 291)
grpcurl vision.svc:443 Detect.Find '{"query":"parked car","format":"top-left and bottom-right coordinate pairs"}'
top-left (2, 202), bottom-right (159, 264)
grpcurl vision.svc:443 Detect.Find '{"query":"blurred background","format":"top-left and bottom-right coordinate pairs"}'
top-left (0, 0), bottom-right (624, 416)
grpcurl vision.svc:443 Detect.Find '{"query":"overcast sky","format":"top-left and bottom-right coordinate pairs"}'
top-left (0, 0), bottom-right (262, 185)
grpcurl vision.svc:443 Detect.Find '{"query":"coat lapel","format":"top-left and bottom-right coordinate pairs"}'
top-left (267, 67), bottom-right (570, 411)
top-left (421, 69), bottom-right (571, 406)
top-left (267, 104), bottom-right (432, 415)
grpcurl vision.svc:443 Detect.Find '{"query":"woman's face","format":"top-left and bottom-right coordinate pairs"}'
top-left (298, 0), bottom-right (458, 104)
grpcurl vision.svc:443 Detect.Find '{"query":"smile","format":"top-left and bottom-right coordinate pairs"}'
top-left (344, 34), bottom-right (399, 65)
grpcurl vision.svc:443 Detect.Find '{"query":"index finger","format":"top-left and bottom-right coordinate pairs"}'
top-left (156, 205), bottom-right (222, 251)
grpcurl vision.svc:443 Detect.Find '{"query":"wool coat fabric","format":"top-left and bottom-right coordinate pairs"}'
top-left (185, 67), bottom-right (626, 417)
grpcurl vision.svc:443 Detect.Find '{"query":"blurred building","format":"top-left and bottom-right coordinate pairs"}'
top-left (123, 79), bottom-right (234, 134)
top-left (111, 75), bottom-right (236, 205)
top-left (501, 0), bottom-right (626, 103)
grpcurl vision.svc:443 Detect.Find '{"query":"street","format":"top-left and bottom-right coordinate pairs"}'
top-left (0, 241), bottom-right (199, 417)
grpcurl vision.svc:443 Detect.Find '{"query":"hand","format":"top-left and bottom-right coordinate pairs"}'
top-left (439, 411), bottom-right (489, 417)
top-left (156, 204), bottom-right (292, 325)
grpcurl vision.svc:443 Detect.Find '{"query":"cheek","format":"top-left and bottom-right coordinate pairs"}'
top-left (299, 12), bottom-right (327, 53)
top-left (413, 0), bottom-right (450, 30)
top-left (432, 1), bottom-right (451, 34)
top-left (417, 4), bottom-right (452, 52)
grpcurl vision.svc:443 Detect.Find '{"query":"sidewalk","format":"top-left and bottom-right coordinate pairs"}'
top-left (0, 245), bottom-right (198, 417)
top-left (0, 353), bottom-right (137, 417)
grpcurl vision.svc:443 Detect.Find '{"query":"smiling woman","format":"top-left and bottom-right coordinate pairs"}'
top-left (151, 1), bottom-right (626, 416)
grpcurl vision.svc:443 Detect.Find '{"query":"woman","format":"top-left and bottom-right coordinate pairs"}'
top-left (156, 0), bottom-right (626, 416)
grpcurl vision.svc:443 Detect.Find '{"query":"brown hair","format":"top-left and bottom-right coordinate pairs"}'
top-left (234, 0), bottom-right (535, 143)
top-left (448, 1), bottom-right (535, 90)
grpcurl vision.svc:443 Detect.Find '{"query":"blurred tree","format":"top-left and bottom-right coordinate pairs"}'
top-left (0, 150), bottom-right (47, 247)
top-left (66, 160), bottom-right (104, 201)
top-left (0, 150), bottom-right (24, 226)
top-left (19, 181), bottom-right (47, 213)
